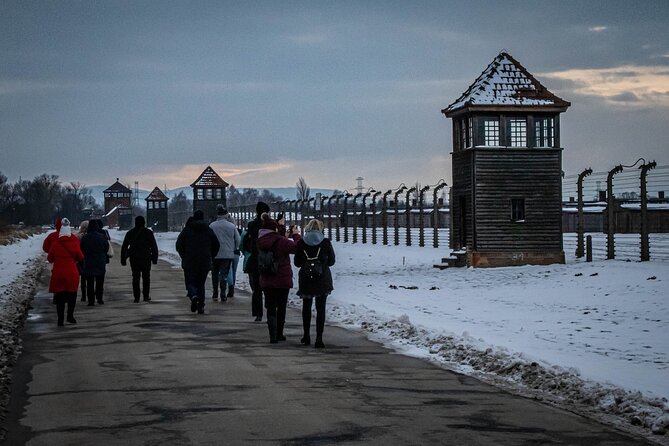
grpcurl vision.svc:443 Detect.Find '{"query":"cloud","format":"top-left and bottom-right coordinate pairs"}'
top-left (539, 65), bottom-right (669, 108)
top-left (588, 26), bottom-right (608, 33)
top-left (119, 152), bottom-right (453, 192)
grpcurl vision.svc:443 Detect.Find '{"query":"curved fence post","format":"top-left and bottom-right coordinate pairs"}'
top-left (576, 168), bottom-right (593, 258)
top-left (432, 182), bottom-right (448, 248)
top-left (640, 161), bottom-right (656, 261)
top-left (606, 165), bottom-right (624, 260)
top-left (405, 186), bottom-right (417, 246)
top-left (371, 190), bottom-right (382, 244)
top-left (418, 185), bottom-right (430, 247)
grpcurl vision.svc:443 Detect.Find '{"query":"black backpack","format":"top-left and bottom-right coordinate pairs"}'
top-left (302, 246), bottom-right (323, 280)
top-left (257, 239), bottom-right (279, 275)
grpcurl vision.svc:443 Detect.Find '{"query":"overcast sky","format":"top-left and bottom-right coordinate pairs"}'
top-left (2, 0), bottom-right (668, 192)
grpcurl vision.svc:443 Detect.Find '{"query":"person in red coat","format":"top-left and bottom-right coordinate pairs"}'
top-left (47, 217), bottom-right (84, 326)
top-left (256, 213), bottom-right (301, 343)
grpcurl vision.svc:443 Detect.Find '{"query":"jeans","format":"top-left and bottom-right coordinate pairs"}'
top-left (211, 258), bottom-right (232, 298)
top-left (131, 261), bottom-right (151, 300)
top-left (185, 268), bottom-right (209, 304)
top-left (226, 255), bottom-right (239, 286)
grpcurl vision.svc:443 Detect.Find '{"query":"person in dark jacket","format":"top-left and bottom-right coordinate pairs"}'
top-left (256, 213), bottom-right (301, 343)
top-left (47, 217), bottom-right (84, 326)
top-left (80, 219), bottom-right (110, 306)
top-left (294, 219), bottom-right (335, 348)
top-left (176, 210), bottom-right (220, 314)
top-left (243, 201), bottom-right (270, 322)
top-left (121, 215), bottom-right (159, 302)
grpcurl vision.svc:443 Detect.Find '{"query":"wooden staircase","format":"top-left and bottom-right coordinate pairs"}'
top-left (433, 250), bottom-right (467, 270)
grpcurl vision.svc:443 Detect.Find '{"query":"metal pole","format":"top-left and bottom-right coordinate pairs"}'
top-left (343, 193), bottom-right (351, 243)
top-left (586, 235), bottom-right (592, 262)
top-left (576, 168), bottom-right (593, 258)
top-left (640, 161), bottom-right (656, 261)
top-left (371, 190), bottom-right (382, 244)
top-left (327, 196), bottom-right (336, 240)
top-left (405, 187), bottom-right (417, 246)
top-left (334, 195), bottom-right (342, 242)
top-left (361, 190), bottom-right (373, 244)
top-left (432, 182), bottom-right (447, 248)
top-left (418, 185), bottom-right (430, 247)
top-left (382, 189), bottom-right (392, 245)
top-left (393, 186), bottom-right (406, 246)
top-left (606, 165), bottom-right (624, 260)
top-left (352, 193), bottom-right (361, 244)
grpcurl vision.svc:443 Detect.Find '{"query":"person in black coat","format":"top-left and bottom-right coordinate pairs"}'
top-left (242, 201), bottom-right (270, 322)
top-left (80, 219), bottom-right (110, 306)
top-left (176, 210), bottom-right (220, 314)
top-left (121, 215), bottom-right (159, 303)
top-left (294, 219), bottom-right (335, 348)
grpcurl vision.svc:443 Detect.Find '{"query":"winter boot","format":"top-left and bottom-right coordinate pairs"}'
top-left (267, 315), bottom-right (278, 343)
top-left (226, 285), bottom-right (234, 298)
top-left (277, 320), bottom-right (286, 341)
top-left (56, 302), bottom-right (65, 327)
top-left (190, 296), bottom-right (198, 313)
top-left (66, 295), bottom-right (76, 324)
top-left (197, 296), bottom-right (205, 314)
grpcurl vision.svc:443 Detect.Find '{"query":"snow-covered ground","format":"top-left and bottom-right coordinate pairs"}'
top-left (5, 229), bottom-right (667, 440)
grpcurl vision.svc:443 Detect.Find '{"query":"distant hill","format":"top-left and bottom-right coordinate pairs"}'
top-left (86, 184), bottom-right (335, 208)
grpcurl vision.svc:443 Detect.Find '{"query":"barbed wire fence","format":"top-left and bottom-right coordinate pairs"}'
top-left (224, 164), bottom-right (669, 262)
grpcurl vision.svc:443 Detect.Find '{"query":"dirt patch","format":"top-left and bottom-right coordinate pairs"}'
top-left (0, 226), bottom-right (46, 246)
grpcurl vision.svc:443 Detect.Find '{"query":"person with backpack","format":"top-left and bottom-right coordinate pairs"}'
top-left (80, 219), bottom-right (110, 306)
top-left (256, 213), bottom-right (301, 343)
top-left (47, 217), bottom-right (84, 326)
top-left (243, 201), bottom-right (270, 322)
top-left (176, 210), bottom-right (220, 314)
top-left (294, 219), bottom-right (335, 348)
top-left (121, 215), bottom-right (159, 302)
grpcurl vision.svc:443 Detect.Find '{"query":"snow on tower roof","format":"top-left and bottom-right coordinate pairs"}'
top-left (190, 166), bottom-right (229, 188)
top-left (145, 186), bottom-right (168, 201)
top-left (442, 52), bottom-right (570, 115)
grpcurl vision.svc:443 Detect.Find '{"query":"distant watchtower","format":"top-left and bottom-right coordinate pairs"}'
top-left (191, 166), bottom-right (229, 222)
top-left (441, 52), bottom-right (570, 267)
top-left (145, 187), bottom-right (169, 232)
top-left (103, 178), bottom-right (133, 229)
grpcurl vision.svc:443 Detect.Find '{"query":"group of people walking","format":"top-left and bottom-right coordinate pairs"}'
top-left (44, 200), bottom-right (336, 348)
top-left (43, 217), bottom-right (113, 326)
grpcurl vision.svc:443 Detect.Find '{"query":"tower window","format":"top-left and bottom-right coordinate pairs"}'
top-left (509, 118), bottom-right (527, 147)
top-left (511, 198), bottom-right (525, 222)
top-left (196, 189), bottom-right (204, 200)
top-left (483, 118), bottom-right (500, 146)
top-left (535, 117), bottom-right (555, 147)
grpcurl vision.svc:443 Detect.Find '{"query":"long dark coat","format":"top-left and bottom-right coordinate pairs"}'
top-left (242, 217), bottom-right (262, 273)
top-left (294, 236), bottom-right (335, 296)
top-left (80, 220), bottom-right (110, 276)
top-left (121, 226), bottom-right (159, 266)
top-left (175, 219), bottom-right (220, 272)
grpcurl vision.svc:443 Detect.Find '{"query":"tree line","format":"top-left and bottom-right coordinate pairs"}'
top-left (0, 172), bottom-right (100, 226)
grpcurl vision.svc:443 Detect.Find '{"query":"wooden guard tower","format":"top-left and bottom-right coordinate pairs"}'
top-left (442, 52), bottom-right (570, 267)
top-left (103, 178), bottom-right (133, 229)
top-left (191, 166), bottom-right (229, 222)
top-left (145, 187), bottom-right (169, 232)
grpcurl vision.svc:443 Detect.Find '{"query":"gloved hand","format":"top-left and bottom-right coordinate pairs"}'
top-left (152, 260), bottom-right (158, 265)
top-left (121, 259), bottom-right (127, 266)
top-left (234, 249), bottom-right (241, 255)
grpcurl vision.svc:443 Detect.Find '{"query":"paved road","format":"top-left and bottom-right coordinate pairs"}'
top-left (3, 250), bottom-right (653, 445)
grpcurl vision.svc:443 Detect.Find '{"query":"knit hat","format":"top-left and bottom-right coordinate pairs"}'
top-left (216, 204), bottom-right (228, 215)
top-left (193, 210), bottom-right (204, 221)
top-left (260, 212), bottom-right (278, 231)
top-left (256, 201), bottom-right (270, 215)
top-left (135, 215), bottom-right (146, 227)
top-left (59, 218), bottom-right (72, 238)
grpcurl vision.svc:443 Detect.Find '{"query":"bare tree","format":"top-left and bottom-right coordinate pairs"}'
top-left (296, 177), bottom-right (310, 201)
